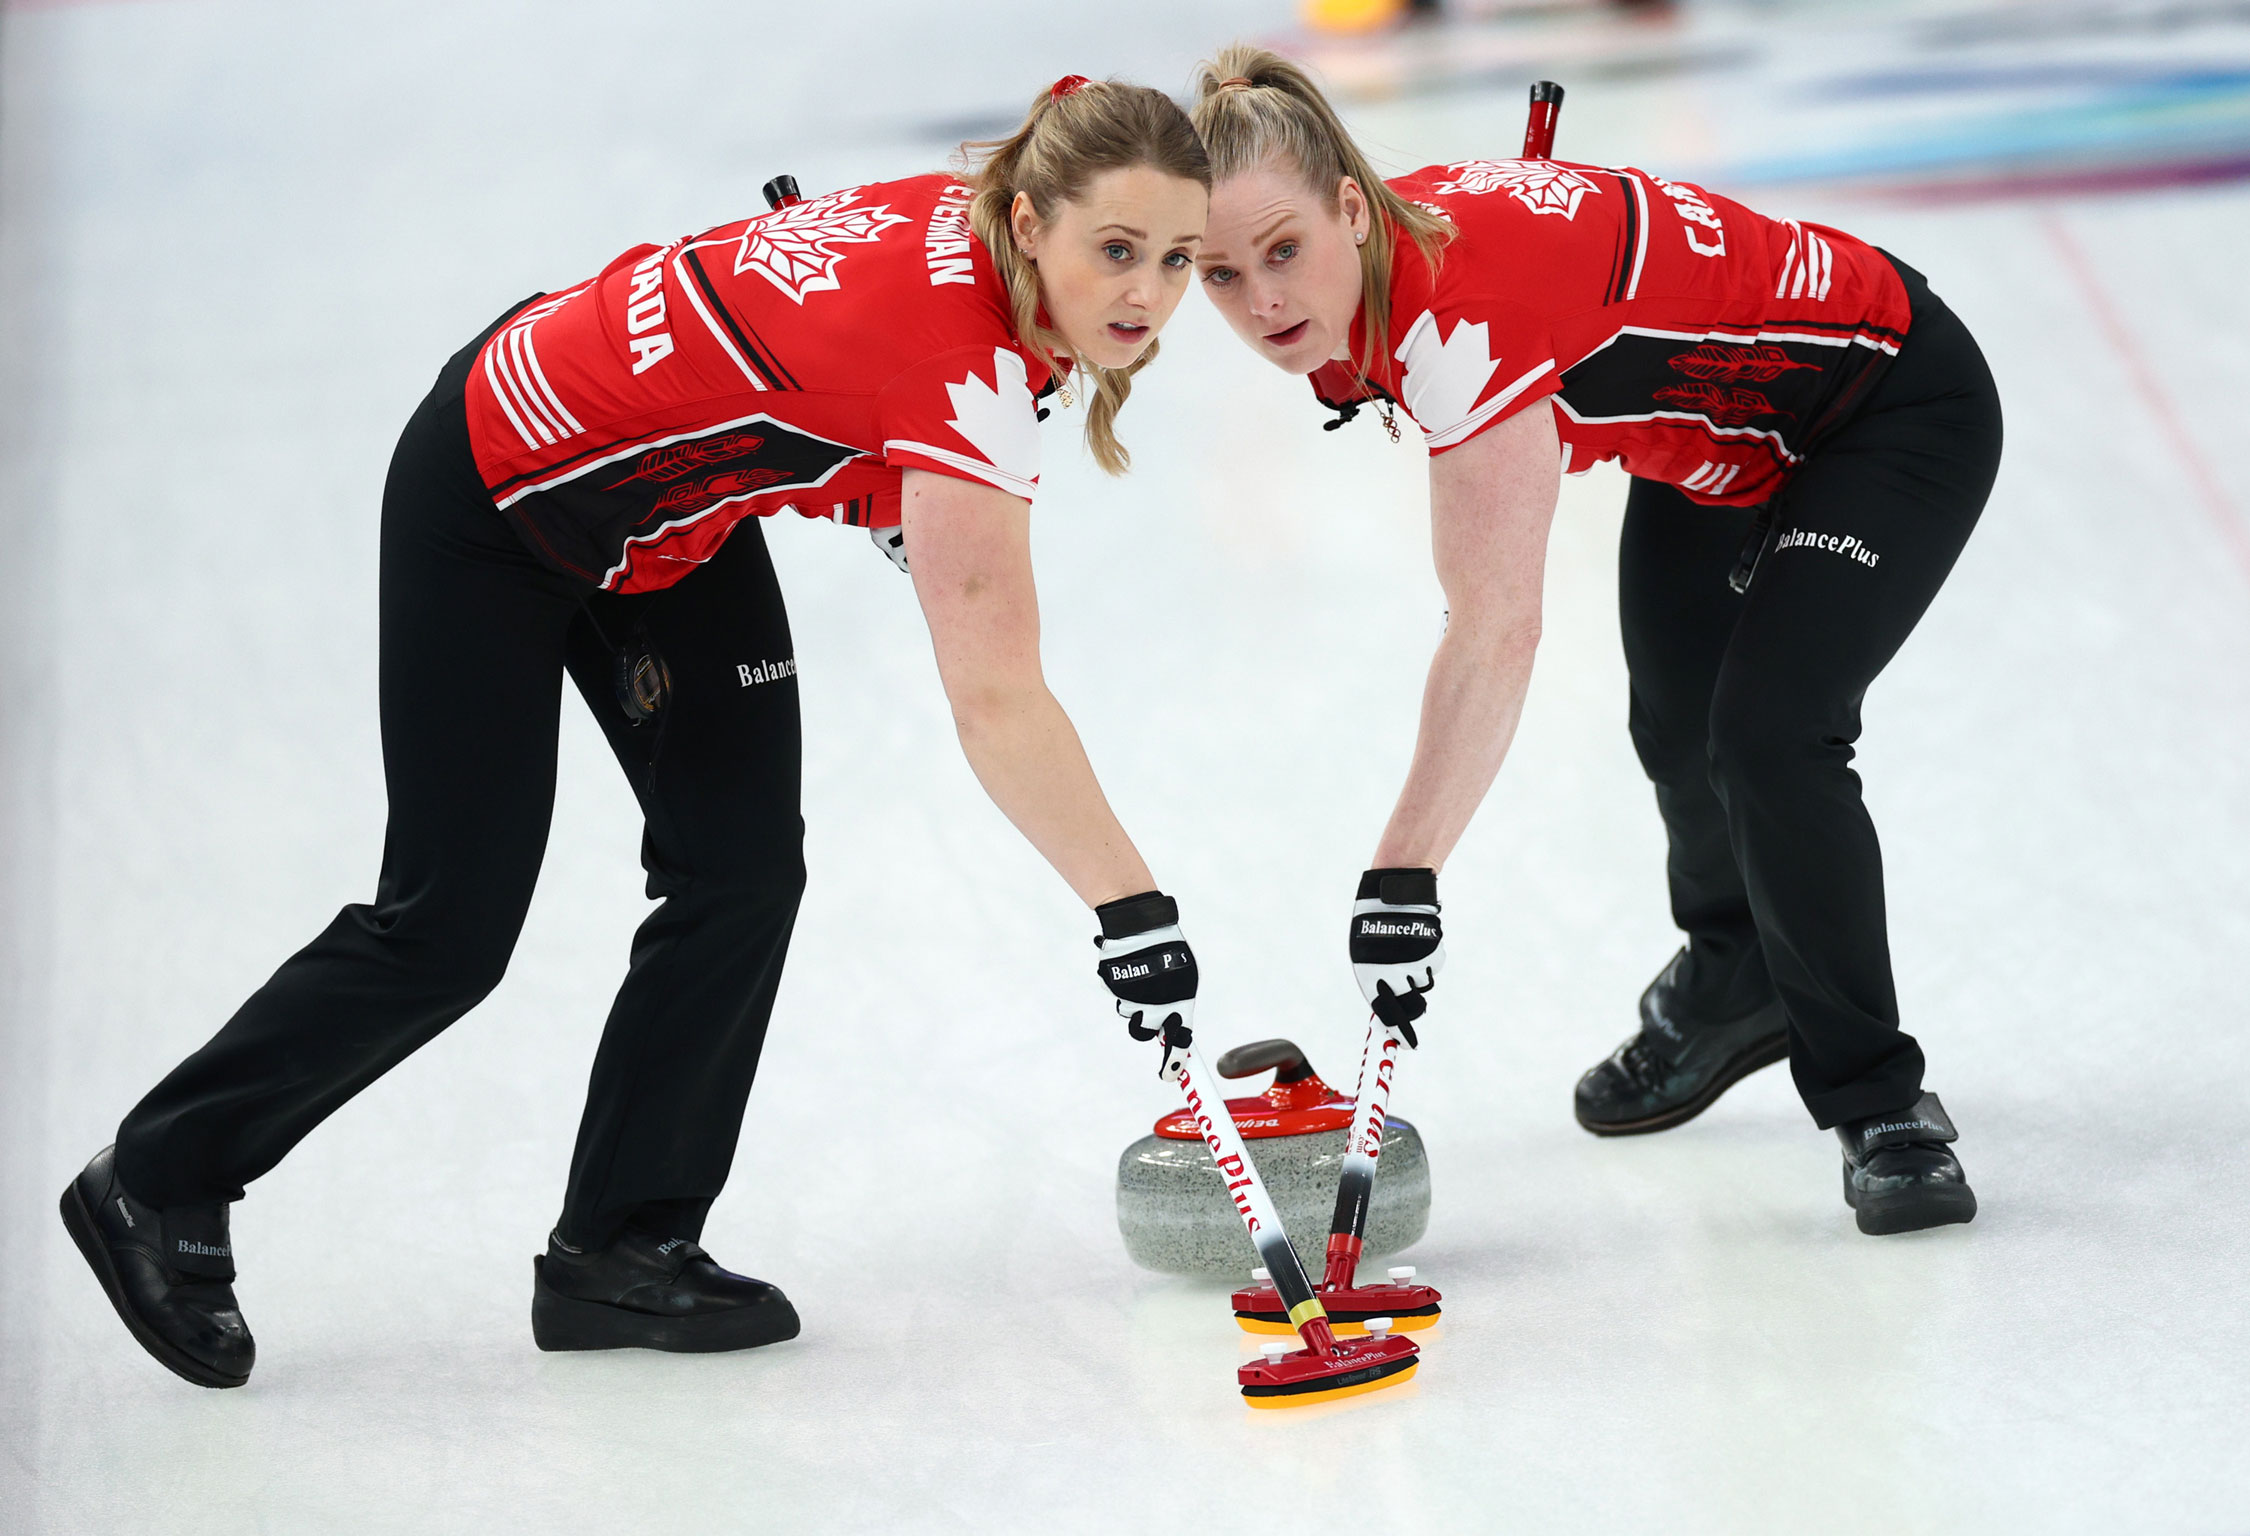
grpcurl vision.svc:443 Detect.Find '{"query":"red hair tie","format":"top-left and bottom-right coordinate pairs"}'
top-left (1049, 74), bottom-right (1090, 101)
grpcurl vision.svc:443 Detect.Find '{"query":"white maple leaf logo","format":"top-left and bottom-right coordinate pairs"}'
top-left (1430, 160), bottom-right (1602, 220)
top-left (1395, 311), bottom-right (1501, 436)
top-left (734, 190), bottom-right (912, 304)
top-left (943, 349), bottom-right (1041, 488)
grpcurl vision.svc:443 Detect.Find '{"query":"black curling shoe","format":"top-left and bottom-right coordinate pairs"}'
top-left (532, 1228), bottom-right (800, 1353)
top-left (59, 1146), bottom-right (254, 1389)
top-left (1839, 1091), bottom-right (1978, 1235)
top-left (1575, 949), bottom-right (1789, 1135)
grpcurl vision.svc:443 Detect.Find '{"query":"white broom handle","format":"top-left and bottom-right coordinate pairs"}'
top-left (1346, 1015), bottom-right (1408, 1168)
top-left (1165, 1040), bottom-right (1324, 1322)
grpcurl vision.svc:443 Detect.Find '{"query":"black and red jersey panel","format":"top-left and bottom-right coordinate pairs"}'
top-left (1308, 161), bottom-right (1912, 505)
top-left (464, 175), bottom-right (1057, 592)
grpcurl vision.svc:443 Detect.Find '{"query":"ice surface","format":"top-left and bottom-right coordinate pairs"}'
top-left (3, 1), bottom-right (2248, 1532)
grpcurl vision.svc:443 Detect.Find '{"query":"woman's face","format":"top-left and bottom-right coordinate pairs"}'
top-left (1195, 158), bottom-right (1370, 376)
top-left (1016, 166), bottom-right (1207, 370)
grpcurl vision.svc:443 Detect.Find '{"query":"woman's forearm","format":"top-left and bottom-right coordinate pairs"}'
top-left (948, 681), bottom-right (1155, 908)
top-left (1371, 613), bottom-right (1543, 872)
top-left (1373, 404), bottom-right (1563, 873)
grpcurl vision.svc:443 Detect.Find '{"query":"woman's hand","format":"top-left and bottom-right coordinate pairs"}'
top-left (900, 468), bottom-right (1156, 909)
top-left (1369, 401), bottom-right (1562, 872)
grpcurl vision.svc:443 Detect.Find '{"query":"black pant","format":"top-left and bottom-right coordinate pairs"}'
top-left (115, 313), bottom-right (805, 1248)
top-left (1620, 259), bottom-right (2003, 1128)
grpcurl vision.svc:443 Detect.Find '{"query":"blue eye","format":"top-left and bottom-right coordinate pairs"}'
top-left (1163, 251), bottom-right (1190, 269)
top-left (1105, 243), bottom-right (1132, 261)
top-left (1272, 242), bottom-right (1297, 263)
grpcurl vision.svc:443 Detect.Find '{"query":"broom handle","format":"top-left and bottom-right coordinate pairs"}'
top-left (1319, 1014), bottom-right (1410, 1290)
top-left (1523, 79), bottom-right (1564, 160)
top-left (1166, 1041), bottom-right (1338, 1353)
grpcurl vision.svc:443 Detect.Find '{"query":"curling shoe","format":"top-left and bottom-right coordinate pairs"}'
top-left (59, 1146), bottom-right (254, 1388)
top-left (1575, 949), bottom-right (1788, 1135)
top-left (1838, 1092), bottom-right (1977, 1235)
top-left (532, 1228), bottom-right (800, 1353)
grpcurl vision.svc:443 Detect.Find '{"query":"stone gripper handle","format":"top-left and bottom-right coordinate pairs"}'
top-left (1215, 1039), bottom-right (1317, 1085)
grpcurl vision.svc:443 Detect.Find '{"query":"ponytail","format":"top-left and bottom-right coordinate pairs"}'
top-left (1190, 46), bottom-right (1455, 386)
top-left (960, 79), bottom-right (1209, 475)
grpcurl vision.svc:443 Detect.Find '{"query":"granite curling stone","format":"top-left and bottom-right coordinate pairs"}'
top-left (1116, 1038), bottom-right (1430, 1277)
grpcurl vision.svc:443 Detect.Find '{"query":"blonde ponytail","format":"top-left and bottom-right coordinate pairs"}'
top-left (1190, 46), bottom-right (1455, 386)
top-left (960, 80), bottom-right (1209, 475)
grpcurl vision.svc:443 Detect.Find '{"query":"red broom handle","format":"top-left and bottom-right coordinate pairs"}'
top-left (1522, 80), bottom-right (1564, 160)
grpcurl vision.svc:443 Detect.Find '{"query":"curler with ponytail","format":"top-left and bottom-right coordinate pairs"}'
top-left (1190, 46), bottom-right (1456, 389)
top-left (959, 79), bottom-right (1209, 476)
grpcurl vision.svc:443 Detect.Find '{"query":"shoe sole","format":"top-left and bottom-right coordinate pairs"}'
top-left (58, 1181), bottom-right (248, 1389)
top-left (1842, 1163), bottom-right (1979, 1235)
top-left (1575, 1033), bottom-right (1789, 1137)
top-left (530, 1256), bottom-right (802, 1354)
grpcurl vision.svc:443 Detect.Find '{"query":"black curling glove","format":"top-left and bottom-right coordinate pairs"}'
top-left (1093, 891), bottom-right (1199, 1077)
top-left (1350, 867), bottom-right (1444, 1046)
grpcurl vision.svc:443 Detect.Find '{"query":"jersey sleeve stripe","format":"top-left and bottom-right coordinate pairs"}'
top-left (482, 345), bottom-right (546, 452)
top-left (505, 327), bottom-right (572, 443)
top-left (1606, 173), bottom-right (1638, 304)
top-left (1624, 174), bottom-right (1649, 301)
top-left (520, 329), bottom-right (586, 436)
top-left (1421, 358), bottom-right (1559, 449)
top-left (490, 340), bottom-right (559, 448)
top-left (885, 439), bottom-right (1038, 500)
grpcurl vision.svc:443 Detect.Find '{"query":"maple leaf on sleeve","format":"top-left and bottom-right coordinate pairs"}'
top-left (941, 349), bottom-right (1042, 488)
top-left (1395, 311), bottom-right (1502, 438)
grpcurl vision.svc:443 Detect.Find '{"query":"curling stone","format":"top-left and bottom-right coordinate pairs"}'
top-left (1115, 1038), bottom-right (1430, 1277)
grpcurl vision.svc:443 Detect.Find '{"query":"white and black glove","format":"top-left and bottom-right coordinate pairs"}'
top-left (871, 523), bottom-right (909, 573)
top-left (1093, 890), bottom-right (1199, 1078)
top-left (1350, 867), bottom-right (1444, 1046)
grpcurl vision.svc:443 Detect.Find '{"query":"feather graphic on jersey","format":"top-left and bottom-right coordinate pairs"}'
top-left (734, 190), bottom-right (912, 304)
top-left (1396, 312), bottom-right (1503, 437)
top-left (644, 467), bottom-right (794, 522)
top-left (610, 432), bottom-right (768, 485)
top-left (1668, 344), bottom-right (1821, 385)
top-left (1651, 382), bottom-right (1791, 428)
top-left (1430, 160), bottom-right (1601, 220)
top-left (939, 348), bottom-right (1042, 489)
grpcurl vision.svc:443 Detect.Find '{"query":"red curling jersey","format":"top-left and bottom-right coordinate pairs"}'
top-left (463, 174), bottom-right (1058, 592)
top-left (1308, 161), bottom-right (1913, 505)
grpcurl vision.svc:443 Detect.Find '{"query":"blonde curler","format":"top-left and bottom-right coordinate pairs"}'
top-left (960, 79), bottom-right (1209, 475)
top-left (1190, 45), bottom-right (1457, 387)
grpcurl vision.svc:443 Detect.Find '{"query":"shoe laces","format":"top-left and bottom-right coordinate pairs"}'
top-left (1617, 1035), bottom-right (1666, 1089)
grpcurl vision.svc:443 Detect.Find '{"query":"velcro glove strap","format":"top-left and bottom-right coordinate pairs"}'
top-left (1842, 1092), bottom-right (1959, 1161)
top-left (1359, 867), bottom-right (1438, 908)
top-left (1096, 891), bottom-right (1179, 942)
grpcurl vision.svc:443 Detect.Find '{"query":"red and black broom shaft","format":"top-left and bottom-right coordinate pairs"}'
top-left (1318, 1016), bottom-right (1409, 1291)
top-left (1522, 80), bottom-right (1564, 161)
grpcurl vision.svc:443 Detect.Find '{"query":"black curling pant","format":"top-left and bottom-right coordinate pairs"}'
top-left (115, 312), bottom-right (805, 1248)
top-left (1620, 259), bottom-right (2002, 1128)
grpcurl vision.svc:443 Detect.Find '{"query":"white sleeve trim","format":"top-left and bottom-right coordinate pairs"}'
top-left (1421, 359), bottom-right (1560, 449)
top-left (885, 439), bottom-right (1038, 501)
